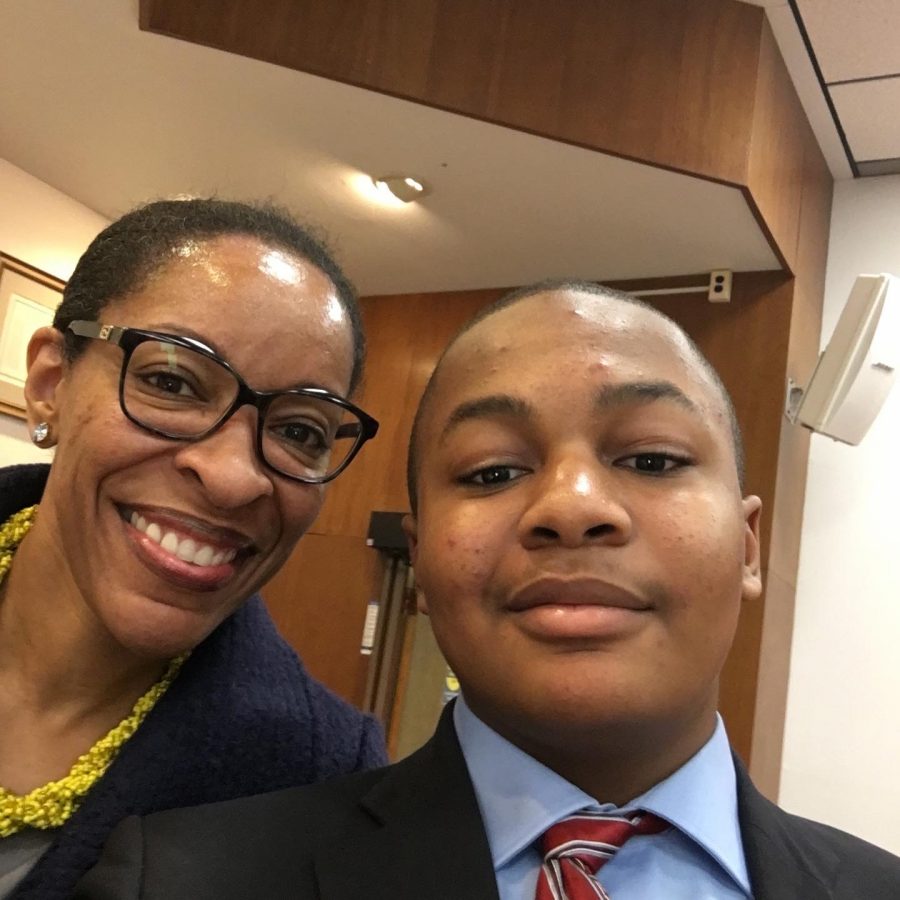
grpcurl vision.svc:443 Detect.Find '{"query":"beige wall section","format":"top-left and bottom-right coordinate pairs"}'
top-left (0, 413), bottom-right (47, 466)
top-left (391, 613), bottom-right (449, 761)
top-left (0, 159), bottom-right (107, 282)
top-left (0, 158), bottom-right (108, 466)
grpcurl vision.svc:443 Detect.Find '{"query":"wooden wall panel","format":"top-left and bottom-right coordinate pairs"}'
top-left (749, 117), bottom-right (833, 796)
top-left (745, 18), bottom-right (808, 271)
top-left (141, 0), bottom-right (760, 191)
top-left (261, 532), bottom-right (384, 706)
top-left (747, 567), bottom-right (796, 788)
top-left (313, 288), bottom-right (503, 538)
top-left (141, 0), bottom-right (831, 273)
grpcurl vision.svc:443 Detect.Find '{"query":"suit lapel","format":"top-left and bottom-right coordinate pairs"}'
top-left (313, 706), bottom-right (500, 900)
top-left (735, 758), bottom-right (838, 900)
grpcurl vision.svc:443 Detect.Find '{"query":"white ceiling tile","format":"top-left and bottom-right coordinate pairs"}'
top-left (796, 0), bottom-right (900, 83)
top-left (831, 78), bottom-right (900, 162)
top-left (766, 5), bottom-right (853, 178)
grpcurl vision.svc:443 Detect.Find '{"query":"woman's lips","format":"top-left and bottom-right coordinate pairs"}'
top-left (121, 505), bottom-right (253, 552)
top-left (127, 510), bottom-right (240, 567)
top-left (119, 506), bottom-right (251, 592)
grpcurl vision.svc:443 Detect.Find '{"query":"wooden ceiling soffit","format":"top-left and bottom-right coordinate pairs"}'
top-left (141, 0), bottom-right (826, 273)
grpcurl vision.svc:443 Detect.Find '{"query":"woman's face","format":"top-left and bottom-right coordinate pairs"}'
top-left (28, 235), bottom-right (355, 658)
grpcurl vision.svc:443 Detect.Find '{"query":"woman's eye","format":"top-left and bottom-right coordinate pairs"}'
top-left (144, 372), bottom-right (196, 397)
top-left (275, 422), bottom-right (328, 453)
top-left (463, 465), bottom-right (529, 486)
top-left (618, 452), bottom-right (689, 474)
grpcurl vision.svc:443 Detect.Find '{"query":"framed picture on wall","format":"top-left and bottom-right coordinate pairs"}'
top-left (0, 253), bottom-right (66, 419)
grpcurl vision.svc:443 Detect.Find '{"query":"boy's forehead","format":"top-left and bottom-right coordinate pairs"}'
top-left (416, 290), bottom-right (731, 444)
top-left (441, 291), bottom-right (699, 387)
top-left (407, 288), bottom-right (742, 505)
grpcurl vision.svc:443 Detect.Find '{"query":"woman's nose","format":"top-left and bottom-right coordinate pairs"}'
top-left (519, 452), bottom-right (632, 549)
top-left (173, 407), bottom-right (275, 508)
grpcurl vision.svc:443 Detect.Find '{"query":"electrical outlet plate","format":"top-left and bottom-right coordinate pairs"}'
top-left (708, 270), bottom-right (732, 302)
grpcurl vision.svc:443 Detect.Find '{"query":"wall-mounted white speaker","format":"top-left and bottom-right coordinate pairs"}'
top-left (790, 273), bottom-right (898, 445)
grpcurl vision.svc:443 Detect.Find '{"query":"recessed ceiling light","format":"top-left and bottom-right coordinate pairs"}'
top-left (372, 175), bottom-right (431, 203)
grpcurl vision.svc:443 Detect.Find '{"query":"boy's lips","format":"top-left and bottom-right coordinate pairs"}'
top-left (506, 576), bottom-right (652, 641)
top-left (507, 576), bottom-right (652, 612)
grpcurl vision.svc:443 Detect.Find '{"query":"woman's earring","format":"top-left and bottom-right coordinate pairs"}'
top-left (32, 422), bottom-right (51, 445)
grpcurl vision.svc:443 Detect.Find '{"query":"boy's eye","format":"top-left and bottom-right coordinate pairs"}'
top-left (617, 453), bottom-right (690, 474)
top-left (462, 465), bottom-right (529, 486)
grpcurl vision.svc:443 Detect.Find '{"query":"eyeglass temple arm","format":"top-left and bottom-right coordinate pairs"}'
top-left (67, 321), bottom-right (126, 345)
top-left (336, 422), bottom-right (362, 439)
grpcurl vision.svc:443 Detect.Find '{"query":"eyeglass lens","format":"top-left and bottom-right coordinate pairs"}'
top-left (123, 339), bottom-right (362, 479)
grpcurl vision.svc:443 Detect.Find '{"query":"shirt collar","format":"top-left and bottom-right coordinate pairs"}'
top-left (454, 696), bottom-right (750, 894)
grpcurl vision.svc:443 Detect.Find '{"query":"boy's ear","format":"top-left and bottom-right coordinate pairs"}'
top-left (23, 327), bottom-right (67, 443)
top-left (741, 495), bottom-right (763, 602)
top-left (401, 513), bottom-right (418, 568)
top-left (402, 514), bottom-right (430, 614)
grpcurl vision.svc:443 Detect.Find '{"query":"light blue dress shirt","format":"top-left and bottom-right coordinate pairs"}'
top-left (454, 697), bottom-right (753, 899)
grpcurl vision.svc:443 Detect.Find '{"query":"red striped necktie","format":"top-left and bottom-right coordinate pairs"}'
top-left (535, 810), bottom-right (669, 900)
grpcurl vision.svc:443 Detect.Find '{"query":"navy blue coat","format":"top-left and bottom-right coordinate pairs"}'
top-left (1, 465), bottom-right (387, 899)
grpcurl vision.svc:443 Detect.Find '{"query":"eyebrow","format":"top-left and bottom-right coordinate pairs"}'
top-left (594, 380), bottom-right (701, 414)
top-left (148, 322), bottom-right (220, 354)
top-left (144, 322), bottom-right (336, 393)
top-left (439, 380), bottom-right (702, 441)
top-left (441, 394), bottom-right (533, 441)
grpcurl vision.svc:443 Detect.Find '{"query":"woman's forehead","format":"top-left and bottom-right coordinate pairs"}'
top-left (101, 238), bottom-right (353, 390)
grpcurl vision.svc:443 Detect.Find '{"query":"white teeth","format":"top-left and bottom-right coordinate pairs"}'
top-left (193, 545), bottom-right (215, 567)
top-left (129, 511), bottom-right (150, 533)
top-left (176, 538), bottom-right (197, 562)
top-left (128, 511), bottom-right (239, 568)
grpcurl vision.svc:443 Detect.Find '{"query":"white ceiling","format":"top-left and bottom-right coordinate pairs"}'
top-left (742, 0), bottom-right (900, 178)
top-left (1, 0), bottom-right (779, 296)
top-left (792, 0), bottom-right (900, 176)
top-left (757, 2), bottom-right (854, 179)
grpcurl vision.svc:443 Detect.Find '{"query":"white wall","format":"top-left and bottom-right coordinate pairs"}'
top-left (0, 158), bottom-right (107, 465)
top-left (780, 175), bottom-right (900, 853)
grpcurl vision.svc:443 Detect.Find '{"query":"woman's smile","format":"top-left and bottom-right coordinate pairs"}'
top-left (119, 504), bottom-right (253, 593)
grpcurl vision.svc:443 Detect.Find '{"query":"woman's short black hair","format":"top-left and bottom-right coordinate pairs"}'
top-left (53, 198), bottom-right (365, 392)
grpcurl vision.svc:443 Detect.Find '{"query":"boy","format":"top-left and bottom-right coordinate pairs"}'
top-left (78, 282), bottom-right (900, 899)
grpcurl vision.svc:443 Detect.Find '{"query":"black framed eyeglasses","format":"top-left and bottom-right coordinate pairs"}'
top-left (67, 320), bottom-right (378, 484)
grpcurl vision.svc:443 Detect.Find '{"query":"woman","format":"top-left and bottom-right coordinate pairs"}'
top-left (0, 199), bottom-right (386, 898)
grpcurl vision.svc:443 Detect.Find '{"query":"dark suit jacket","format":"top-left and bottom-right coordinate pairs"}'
top-left (75, 706), bottom-right (900, 900)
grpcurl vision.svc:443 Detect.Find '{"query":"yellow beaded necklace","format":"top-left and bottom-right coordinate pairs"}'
top-left (0, 505), bottom-right (186, 837)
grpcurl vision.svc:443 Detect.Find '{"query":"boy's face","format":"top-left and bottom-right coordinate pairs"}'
top-left (406, 291), bottom-right (761, 759)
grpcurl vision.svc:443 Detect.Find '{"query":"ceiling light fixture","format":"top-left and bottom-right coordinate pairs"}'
top-left (372, 175), bottom-right (431, 203)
